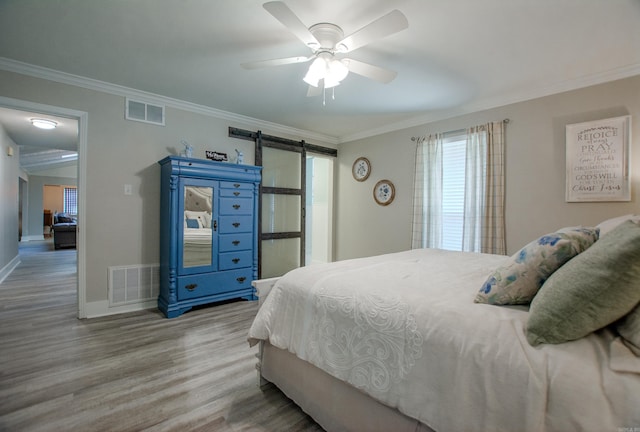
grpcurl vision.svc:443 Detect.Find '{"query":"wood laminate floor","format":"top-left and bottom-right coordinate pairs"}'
top-left (0, 240), bottom-right (324, 431)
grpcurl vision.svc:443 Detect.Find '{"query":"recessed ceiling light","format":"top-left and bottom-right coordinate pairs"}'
top-left (30, 118), bottom-right (58, 130)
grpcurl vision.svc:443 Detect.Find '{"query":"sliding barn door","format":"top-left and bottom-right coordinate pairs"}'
top-left (258, 136), bottom-right (305, 279)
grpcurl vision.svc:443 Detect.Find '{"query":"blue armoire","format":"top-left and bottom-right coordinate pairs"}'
top-left (158, 156), bottom-right (261, 318)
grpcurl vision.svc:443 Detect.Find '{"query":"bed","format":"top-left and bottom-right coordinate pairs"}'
top-left (248, 216), bottom-right (640, 432)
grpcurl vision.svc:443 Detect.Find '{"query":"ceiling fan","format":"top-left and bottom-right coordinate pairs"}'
top-left (241, 1), bottom-right (409, 96)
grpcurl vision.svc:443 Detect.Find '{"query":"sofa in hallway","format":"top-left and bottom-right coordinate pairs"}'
top-left (52, 213), bottom-right (77, 249)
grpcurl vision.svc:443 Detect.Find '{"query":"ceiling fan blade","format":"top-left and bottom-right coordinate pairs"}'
top-left (241, 56), bottom-right (312, 69)
top-left (263, 1), bottom-right (319, 48)
top-left (338, 10), bottom-right (408, 53)
top-left (343, 59), bottom-right (398, 83)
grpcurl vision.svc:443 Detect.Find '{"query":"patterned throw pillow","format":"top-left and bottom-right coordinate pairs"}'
top-left (475, 226), bottom-right (599, 305)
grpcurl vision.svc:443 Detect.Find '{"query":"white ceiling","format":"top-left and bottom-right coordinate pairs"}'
top-left (0, 0), bottom-right (639, 145)
top-left (0, 107), bottom-right (78, 173)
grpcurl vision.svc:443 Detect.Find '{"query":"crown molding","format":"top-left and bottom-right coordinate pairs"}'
top-left (3, 57), bottom-right (638, 147)
top-left (0, 57), bottom-right (340, 146)
top-left (340, 63), bottom-right (640, 143)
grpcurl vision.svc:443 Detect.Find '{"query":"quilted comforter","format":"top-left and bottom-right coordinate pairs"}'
top-left (248, 248), bottom-right (640, 432)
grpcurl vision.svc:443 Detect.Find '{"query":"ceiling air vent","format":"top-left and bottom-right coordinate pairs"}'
top-left (125, 98), bottom-right (165, 126)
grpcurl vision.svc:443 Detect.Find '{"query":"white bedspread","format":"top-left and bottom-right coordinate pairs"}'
top-left (248, 248), bottom-right (640, 432)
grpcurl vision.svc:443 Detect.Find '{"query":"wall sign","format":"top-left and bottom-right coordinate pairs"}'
top-left (565, 115), bottom-right (631, 202)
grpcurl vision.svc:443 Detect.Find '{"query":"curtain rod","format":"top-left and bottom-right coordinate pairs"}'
top-left (411, 118), bottom-right (510, 142)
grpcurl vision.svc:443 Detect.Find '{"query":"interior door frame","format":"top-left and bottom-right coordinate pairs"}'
top-left (0, 96), bottom-right (88, 318)
top-left (228, 127), bottom-right (337, 278)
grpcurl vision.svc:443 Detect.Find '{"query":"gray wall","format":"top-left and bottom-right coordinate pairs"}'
top-left (336, 75), bottom-right (640, 259)
top-left (2, 67), bottom-right (639, 314)
top-left (0, 69), bottom-right (335, 314)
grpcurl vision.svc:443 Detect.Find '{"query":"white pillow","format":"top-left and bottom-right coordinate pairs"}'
top-left (597, 214), bottom-right (640, 236)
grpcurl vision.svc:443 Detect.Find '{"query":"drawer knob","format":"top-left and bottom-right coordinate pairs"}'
top-left (232, 222), bottom-right (240, 228)
top-left (236, 277), bottom-right (246, 283)
top-left (233, 192), bottom-right (240, 196)
top-left (232, 258), bottom-right (240, 264)
top-left (232, 240), bottom-right (240, 246)
top-left (233, 204), bottom-right (240, 209)
top-left (233, 183), bottom-right (241, 188)
top-left (185, 283), bottom-right (198, 291)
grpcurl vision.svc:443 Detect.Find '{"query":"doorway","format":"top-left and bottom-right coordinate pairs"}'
top-left (0, 96), bottom-right (88, 318)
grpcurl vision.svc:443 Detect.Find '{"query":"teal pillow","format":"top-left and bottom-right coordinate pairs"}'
top-left (186, 218), bottom-right (200, 228)
top-left (475, 227), bottom-right (599, 305)
top-left (526, 220), bottom-right (640, 346)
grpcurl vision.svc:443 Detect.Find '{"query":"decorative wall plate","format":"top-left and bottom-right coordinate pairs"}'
top-left (373, 179), bottom-right (395, 206)
top-left (352, 157), bottom-right (371, 182)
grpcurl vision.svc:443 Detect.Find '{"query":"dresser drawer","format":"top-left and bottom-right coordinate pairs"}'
top-left (219, 197), bottom-right (253, 215)
top-left (219, 233), bottom-right (253, 252)
top-left (219, 216), bottom-right (253, 233)
top-left (220, 182), bottom-right (253, 198)
top-left (219, 250), bottom-right (253, 270)
top-left (177, 269), bottom-right (253, 300)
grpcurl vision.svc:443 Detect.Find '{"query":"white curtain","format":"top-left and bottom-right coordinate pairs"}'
top-left (411, 134), bottom-right (443, 249)
top-left (462, 126), bottom-right (487, 252)
top-left (411, 122), bottom-right (506, 254)
top-left (478, 121), bottom-right (506, 255)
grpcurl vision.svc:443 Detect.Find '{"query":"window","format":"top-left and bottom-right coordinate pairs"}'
top-left (64, 187), bottom-right (77, 215)
top-left (441, 134), bottom-right (466, 251)
top-left (412, 122), bottom-right (506, 255)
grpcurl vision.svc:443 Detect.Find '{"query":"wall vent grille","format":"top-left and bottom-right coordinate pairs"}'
top-left (125, 98), bottom-right (165, 126)
top-left (108, 264), bottom-right (160, 306)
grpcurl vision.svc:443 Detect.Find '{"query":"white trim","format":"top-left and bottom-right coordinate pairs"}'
top-left (2, 57), bottom-right (637, 146)
top-left (0, 57), bottom-right (339, 145)
top-left (0, 255), bottom-right (20, 284)
top-left (77, 110), bottom-right (88, 318)
top-left (84, 299), bottom-right (157, 318)
top-left (20, 235), bottom-right (46, 242)
top-left (0, 96), bottom-right (88, 319)
top-left (340, 63), bottom-right (640, 143)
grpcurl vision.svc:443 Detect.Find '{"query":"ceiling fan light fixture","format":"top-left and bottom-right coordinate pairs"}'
top-left (303, 56), bottom-right (327, 87)
top-left (323, 76), bottom-right (340, 89)
top-left (303, 56), bottom-right (349, 89)
top-left (303, 73), bottom-right (320, 87)
top-left (30, 118), bottom-right (58, 130)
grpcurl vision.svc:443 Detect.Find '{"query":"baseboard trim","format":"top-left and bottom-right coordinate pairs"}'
top-left (20, 235), bottom-right (46, 242)
top-left (0, 255), bottom-right (20, 284)
top-left (84, 299), bottom-right (158, 319)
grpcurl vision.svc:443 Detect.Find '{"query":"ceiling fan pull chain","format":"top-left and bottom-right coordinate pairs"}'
top-left (332, 87), bottom-right (336, 100)
top-left (323, 88), bottom-right (326, 106)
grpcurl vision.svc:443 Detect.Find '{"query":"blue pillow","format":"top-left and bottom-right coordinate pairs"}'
top-left (186, 218), bottom-right (199, 229)
top-left (475, 226), bottom-right (599, 305)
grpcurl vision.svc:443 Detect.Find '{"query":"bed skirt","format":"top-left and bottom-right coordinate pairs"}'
top-left (258, 341), bottom-right (435, 432)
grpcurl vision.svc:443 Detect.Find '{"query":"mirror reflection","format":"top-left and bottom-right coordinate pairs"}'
top-left (183, 186), bottom-right (213, 267)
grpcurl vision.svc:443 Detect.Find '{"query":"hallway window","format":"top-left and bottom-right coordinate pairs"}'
top-left (64, 187), bottom-right (77, 215)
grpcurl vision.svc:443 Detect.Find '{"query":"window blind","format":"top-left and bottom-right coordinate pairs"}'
top-left (441, 136), bottom-right (466, 251)
top-left (64, 187), bottom-right (77, 215)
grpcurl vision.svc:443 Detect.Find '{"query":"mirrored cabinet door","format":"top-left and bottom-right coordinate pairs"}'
top-left (182, 185), bottom-right (214, 269)
top-left (179, 179), bottom-right (217, 274)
